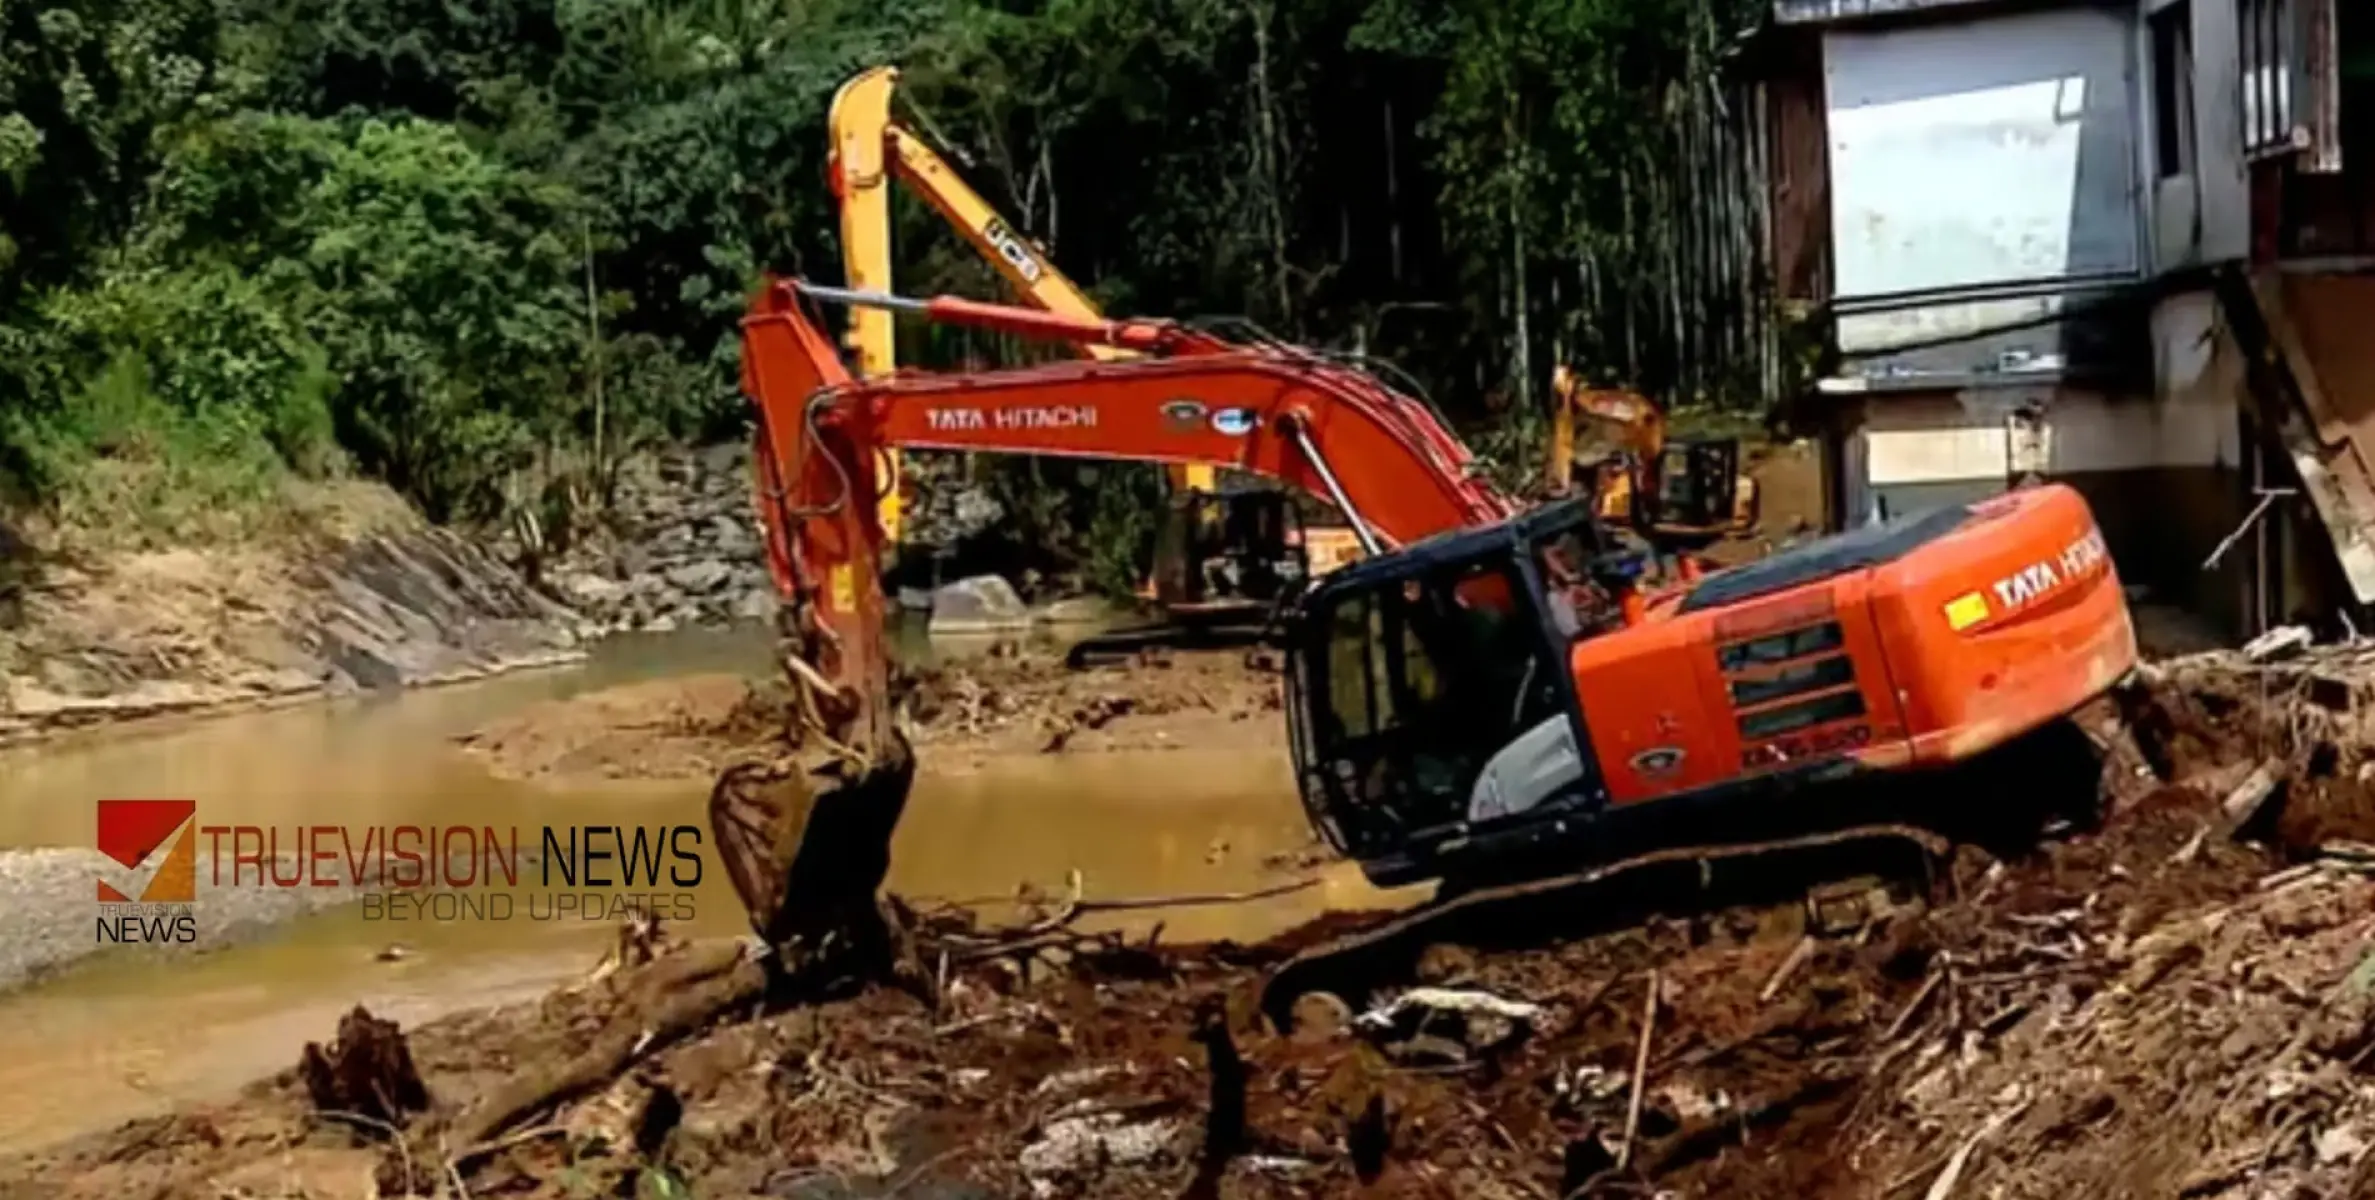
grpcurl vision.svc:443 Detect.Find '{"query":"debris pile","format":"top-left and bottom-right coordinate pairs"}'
top-left (13, 644), bottom-right (2375, 1199)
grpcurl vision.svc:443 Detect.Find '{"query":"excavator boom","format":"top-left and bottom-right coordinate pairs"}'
top-left (748, 280), bottom-right (1510, 621)
top-left (827, 66), bottom-right (1212, 544)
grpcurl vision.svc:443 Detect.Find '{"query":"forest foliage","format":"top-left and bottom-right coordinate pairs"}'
top-left (0, 0), bottom-right (1770, 550)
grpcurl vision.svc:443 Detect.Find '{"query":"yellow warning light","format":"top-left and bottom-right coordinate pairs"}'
top-left (1943, 591), bottom-right (1990, 632)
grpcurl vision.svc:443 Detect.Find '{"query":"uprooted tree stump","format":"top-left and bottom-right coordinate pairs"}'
top-left (443, 937), bottom-right (768, 1152)
top-left (300, 1005), bottom-right (430, 1128)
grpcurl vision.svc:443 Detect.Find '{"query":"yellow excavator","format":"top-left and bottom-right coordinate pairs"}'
top-left (1547, 365), bottom-right (1759, 557)
top-left (828, 66), bottom-right (1362, 654)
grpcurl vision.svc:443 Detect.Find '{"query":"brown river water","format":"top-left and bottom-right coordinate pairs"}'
top-left (0, 625), bottom-right (1406, 1153)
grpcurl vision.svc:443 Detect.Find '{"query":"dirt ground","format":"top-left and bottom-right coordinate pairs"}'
top-left (11, 637), bottom-right (2375, 1199)
top-left (456, 645), bottom-right (1287, 785)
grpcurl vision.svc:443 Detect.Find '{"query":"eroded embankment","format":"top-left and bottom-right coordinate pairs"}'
top-left (10, 644), bottom-right (2375, 1199)
top-left (0, 483), bottom-right (586, 746)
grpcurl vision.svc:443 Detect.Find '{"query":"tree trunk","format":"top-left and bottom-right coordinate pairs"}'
top-left (1510, 175), bottom-right (1533, 412)
top-left (1383, 98), bottom-right (1403, 284)
top-left (1248, 0), bottom-right (1292, 323)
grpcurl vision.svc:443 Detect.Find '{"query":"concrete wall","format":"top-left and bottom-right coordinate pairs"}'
top-left (1843, 379), bottom-right (2236, 511)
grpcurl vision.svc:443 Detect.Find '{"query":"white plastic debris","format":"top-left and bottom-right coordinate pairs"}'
top-left (2315, 1124), bottom-right (2369, 1166)
top-left (1354, 987), bottom-right (1546, 1031)
top-left (2244, 625), bottom-right (2312, 663)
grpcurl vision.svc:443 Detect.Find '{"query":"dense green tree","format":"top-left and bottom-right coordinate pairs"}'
top-left (0, 0), bottom-right (1777, 555)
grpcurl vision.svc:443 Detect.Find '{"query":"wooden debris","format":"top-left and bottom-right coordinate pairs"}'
top-left (1882, 971), bottom-right (1946, 1043)
top-left (1760, 936), bottom-right (1817, 1003)
top-left (300, 1006), bottom-right (430, 1128)
top-left (443, 938), bottom-right (764, 1151)
top-left (2218, 761), bottom-right (2282, 833)
top-left (1191, 996), bottom-right (1246, 1168)
top-left (1921, 1099), bottom-right (2025, 1200)
top-left (1617, 970), bottom-right (1660, 1171)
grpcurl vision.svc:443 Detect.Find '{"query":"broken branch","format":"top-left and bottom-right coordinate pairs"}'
top-left (1617, 970), bottom-right (1660, 1172)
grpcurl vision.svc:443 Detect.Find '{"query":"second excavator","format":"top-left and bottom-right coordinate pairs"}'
top-left (826, 65), bottom-right (1361, 660)
top-left (711, 277), bottom-right (2140, 959)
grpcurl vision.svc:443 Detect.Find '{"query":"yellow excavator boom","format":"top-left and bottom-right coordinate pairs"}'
top-left (828, 66), bottom-right (1214, 543)
top-left (1547, 364), bottom-right (1756, 540)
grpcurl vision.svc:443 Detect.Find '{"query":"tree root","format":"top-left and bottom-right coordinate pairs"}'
top-left (300, 1006), bottom-right (430, 1128)
top-left (444, 938), bottom-right (764, 1152)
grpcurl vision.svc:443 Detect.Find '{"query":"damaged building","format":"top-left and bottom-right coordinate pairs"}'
top-left (1742, 0), bottom-right (2374, 647)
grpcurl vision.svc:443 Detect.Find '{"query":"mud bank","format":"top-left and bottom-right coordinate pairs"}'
top-left (456, 646), bottom-right (1287, 785)
top-left (13, 641), bottom-right (2375, 1198)
top-left (0, 485), bottom-right (586, 747)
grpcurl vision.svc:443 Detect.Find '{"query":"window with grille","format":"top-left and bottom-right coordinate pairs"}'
top-left (2241, 0), bottom-right (2300, 156)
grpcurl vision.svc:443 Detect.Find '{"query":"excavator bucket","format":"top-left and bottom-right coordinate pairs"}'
top-left (713, 279), bottom-right (914, 977)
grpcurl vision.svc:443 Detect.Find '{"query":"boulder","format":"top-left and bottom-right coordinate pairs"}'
top-left (666, 559), bottom-right (732, 595)
top-left (734, 588), bottom-right (777, 621)
top-left (558, 572), bottom-right (624, 605)
top-left (929, 574), bottom-right (1030, 634)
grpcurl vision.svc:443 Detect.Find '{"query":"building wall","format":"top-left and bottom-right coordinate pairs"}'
top-left (1836, 376), bottom-right (2248, 631)
top-left (2143, 0), bottom-right (2253, 270)
top-left (1763, 0), bottom-right (2348, 642)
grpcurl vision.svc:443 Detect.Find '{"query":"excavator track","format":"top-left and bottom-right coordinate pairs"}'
top-left (1259, 823), bottom-right (1949, 1033)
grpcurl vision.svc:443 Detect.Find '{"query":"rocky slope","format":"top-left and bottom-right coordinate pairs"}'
top-left (0, 483), bottom-right (585, 745)
top-left (543, 443), bottom-right (1033, 636)
top-left (544, 444), bottom-right (777, 635)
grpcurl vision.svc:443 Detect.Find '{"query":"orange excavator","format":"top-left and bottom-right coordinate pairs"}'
top-left (713, 278), bottom-right (2141, 970)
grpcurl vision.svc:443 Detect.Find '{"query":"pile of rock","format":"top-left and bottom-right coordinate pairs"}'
top-left (552, 444), bottom-right (777, 634)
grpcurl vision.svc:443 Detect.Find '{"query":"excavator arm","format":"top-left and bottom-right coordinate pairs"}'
top-left (748, 280), bottom-right (1511, 670)
top-left (827, 66), bottom-right (1213, 543)
top-left (714, 277), bottom-right (1514, 941)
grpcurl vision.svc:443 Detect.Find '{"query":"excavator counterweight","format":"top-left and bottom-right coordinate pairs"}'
top-left (715, 278), bottom-right (2142, 960)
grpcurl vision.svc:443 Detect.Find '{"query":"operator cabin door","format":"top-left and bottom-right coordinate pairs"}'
top-left (1313, 557), bottom-right (1567, 854)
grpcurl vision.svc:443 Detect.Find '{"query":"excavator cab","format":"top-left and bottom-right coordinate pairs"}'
top-left (1073, 483), bottom-right (1324, 665)
top-left (1158, 487), bottom-right (1305, 608)
top-left (1285, 500), bottom-right (1631, 883)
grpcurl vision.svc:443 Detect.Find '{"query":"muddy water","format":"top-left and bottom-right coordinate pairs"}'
top-left (0, 623), bottom-right (1404, 1153)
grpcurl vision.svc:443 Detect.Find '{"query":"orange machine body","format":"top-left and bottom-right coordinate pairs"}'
top-left (1574, 485), bottom-right (2135, 807)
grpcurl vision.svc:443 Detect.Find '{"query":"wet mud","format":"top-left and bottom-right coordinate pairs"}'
top-left (9, 641), bottom-right (2375, 1198)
